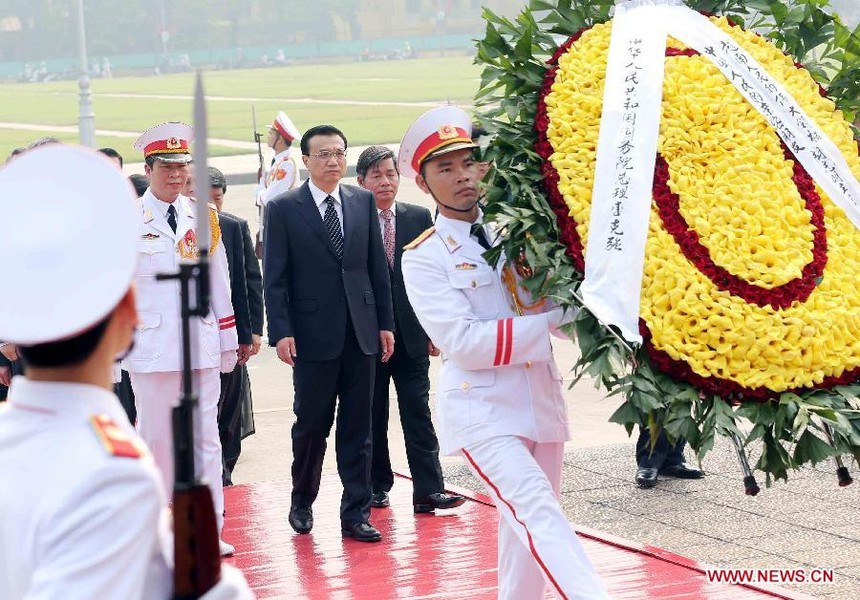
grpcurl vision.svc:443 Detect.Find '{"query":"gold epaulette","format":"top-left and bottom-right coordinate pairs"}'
top-left (209, 205), bottom-right (221, 252)
top-left (90, 414), bottom-right (145, 459)
top-left (403, 227), bottom-right (436, 251)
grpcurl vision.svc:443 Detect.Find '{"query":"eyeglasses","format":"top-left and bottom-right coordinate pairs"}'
top-left (309, 150), bottom-right (347, 160)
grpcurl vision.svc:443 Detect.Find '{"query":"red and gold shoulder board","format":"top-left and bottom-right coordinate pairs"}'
top-left (90, 414), bottom-right (144, 459)
top-left (404, 227), bottom-right (436, 251)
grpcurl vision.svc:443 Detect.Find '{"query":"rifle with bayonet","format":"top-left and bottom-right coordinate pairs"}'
top-left (252, 104), bottom-right (266, 259)
top-left (252, 104), bottom-right (264, 182)
top-left (157, 71), bottom-right (222, 600)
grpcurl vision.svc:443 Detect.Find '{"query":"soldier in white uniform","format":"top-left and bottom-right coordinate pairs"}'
top-left (0, 145), bottom-right (252, 599)
top-left (255, 111), bottom-right (302, 252)
top-left (123, 122), bottom-right (239, 556)
top-left (399, 107), bottom-right (609, 600)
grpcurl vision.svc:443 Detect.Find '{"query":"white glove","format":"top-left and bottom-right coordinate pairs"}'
top-left (199, 564), bottom-right (256, 600)
top-left (220, 350), bottom-right (238, 374)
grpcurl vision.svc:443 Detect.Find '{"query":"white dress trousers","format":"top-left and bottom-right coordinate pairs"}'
top-left (131, 368), bottom-right (224, 530)
top-left (462, 436), bottom-right (609, 600)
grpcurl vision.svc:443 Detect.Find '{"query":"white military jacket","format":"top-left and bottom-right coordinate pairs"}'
top-left (401, 214), bottom-right (571, 455)
top-left (123, 190), bottom-right (237, 373)
top-left (255, 149), bottom-right (301, 239)
top-left (0, 378), bottom-right (172, 599)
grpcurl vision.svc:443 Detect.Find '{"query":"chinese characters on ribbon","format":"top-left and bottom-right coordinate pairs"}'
top-left (606, 38), bottom-right (644, 253)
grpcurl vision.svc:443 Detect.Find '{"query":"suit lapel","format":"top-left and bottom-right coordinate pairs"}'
top-left (393, 202), bottom-right (410, 276)
top-left (340, 185), bottom-right (355, 257)
top-left (295, 182), bottom-right (340, 260)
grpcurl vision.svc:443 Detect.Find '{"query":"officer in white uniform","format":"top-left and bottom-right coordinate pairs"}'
top-left (0, 145), bottom-right (253, 599)
top-left (255, 111), bottom-right (302, 249)
top-left (399, 107), bottom-right (609, 600)
top-left (123, 122), bottom-right (239, 556)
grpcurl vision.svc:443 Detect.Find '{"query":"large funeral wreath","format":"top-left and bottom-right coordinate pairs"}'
top-left (475, 0), bottom-right (860, 486)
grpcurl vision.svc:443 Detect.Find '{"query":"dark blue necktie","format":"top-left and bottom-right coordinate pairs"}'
top-left (323, 196), bottom-right (344, 259)
top-left (167, 204), bottom-right (177, 233)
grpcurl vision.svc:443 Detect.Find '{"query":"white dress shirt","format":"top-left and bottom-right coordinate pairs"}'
top-left (308, 179), bottom-right (344, 235)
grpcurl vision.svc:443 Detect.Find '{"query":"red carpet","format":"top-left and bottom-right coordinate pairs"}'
top-left (223, 475), bottom-right (813, 599)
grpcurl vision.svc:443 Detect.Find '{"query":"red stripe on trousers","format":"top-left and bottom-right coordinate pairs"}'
top-left (462, 448), bottom-right (568, 600)
top-left (494, 319), bottom-right (505, 366)
top-left (503, 318), bottom-right (513, 365)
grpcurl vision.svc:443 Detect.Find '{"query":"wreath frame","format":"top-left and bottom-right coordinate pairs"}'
top-left (474, 0), bottom-right (860, 484)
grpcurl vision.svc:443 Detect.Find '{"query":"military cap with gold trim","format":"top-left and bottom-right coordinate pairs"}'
top-left (134, 121), bottom-right (194, 164)
top-left (398, 105), bottom-right (477, 179)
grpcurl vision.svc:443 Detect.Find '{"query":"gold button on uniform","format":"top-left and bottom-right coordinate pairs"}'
top-left (470, 280), bottom-right (477, 288)
top-left (461, 381), bottom-right (471, 391)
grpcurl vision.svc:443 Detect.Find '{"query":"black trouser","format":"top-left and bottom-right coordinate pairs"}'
top-left (291, 319), bottom-right (376, 526)
top-left (219, 364), bottom-right (253, 486)
top-left (113, 369), bottom-right (136, 424)
top-left (371, 337), bottom-right (444, 501)
top-left (636, 426), bottom-right (687, 469)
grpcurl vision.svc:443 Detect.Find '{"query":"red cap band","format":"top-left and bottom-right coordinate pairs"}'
top-left (412, 125), bottom-right (471, 173)
top-left (143, 137), bottom-right (190, 158)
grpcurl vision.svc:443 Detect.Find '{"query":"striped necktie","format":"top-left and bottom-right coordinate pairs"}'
top-left (323, 195), bottom-right (344, 259)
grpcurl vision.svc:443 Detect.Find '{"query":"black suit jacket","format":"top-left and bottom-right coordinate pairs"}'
top-left (391, 203), bottom-right (434, 359)
top-left (218, 213), bottom-right (252, 345)
top-left (264, 181), bottom-right (394, 360)
top-left (225, 212), bottom-right (263, 336)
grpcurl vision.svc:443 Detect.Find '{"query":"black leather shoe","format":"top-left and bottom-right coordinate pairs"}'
top-left (288, 506), bottom-right (313, 534)
top-left (660, 463), bottom-right (704, 479)
top-left (341, 521), bottom-right (382, 543)
top-left (413, 492), bottom-right (466, 514)
top-left (371, 491), bottom-right (390, 508)
top-left (636, 467), bottom-right (658, 488)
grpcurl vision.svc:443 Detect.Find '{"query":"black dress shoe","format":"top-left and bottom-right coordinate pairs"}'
top-left (660, 462), bottom-right (704, 479)
top-left (413, 492), bottom-right (467, 514)
top-left (341, 521), bottom-right (382, 543)
top-left (371, 491), bottom-right (390, 508)
top-left (636, 467), bottom-right (658, 488)
top-left (288, 506), bottom-right (313, 534)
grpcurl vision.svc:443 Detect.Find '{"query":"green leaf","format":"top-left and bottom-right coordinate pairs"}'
top-left (793, 430), bottom-right (833, 465)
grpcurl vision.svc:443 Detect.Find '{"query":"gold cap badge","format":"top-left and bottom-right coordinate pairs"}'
top-left (438, 124), bottom-right (458, 140)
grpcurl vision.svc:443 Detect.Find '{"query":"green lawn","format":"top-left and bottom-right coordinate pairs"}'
top-left (0, 57), bottom-right (481, 160)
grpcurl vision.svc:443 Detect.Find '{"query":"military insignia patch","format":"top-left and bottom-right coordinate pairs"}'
top-left (166, 136), bottom-right (181, 149)
top-left (274, 169), bottom-right (286, 180)
top-left (90, 414), bottom-right (144, 458)
top-left (438, 124), bottom-right (458, 140)
top-left (143, 207), bottom-right (154, 223)
top-left (141, 232), bottom-right (160, 240)
top-left (177, 228), bottom-right (199, 259)
top-left (454, 262), bottom-right (478, 270)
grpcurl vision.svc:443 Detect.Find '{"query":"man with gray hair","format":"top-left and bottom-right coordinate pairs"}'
top-left (356, 145), bottom-right (464, 514)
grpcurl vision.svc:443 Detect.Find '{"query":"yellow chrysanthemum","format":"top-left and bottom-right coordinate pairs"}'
top-left (543, 16), bottom-right (860, 392)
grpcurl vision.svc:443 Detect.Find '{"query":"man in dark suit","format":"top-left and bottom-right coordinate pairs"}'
top-left (264, 125), bottom-right (395, 543)
top-left (356, 146), bottom-right (465, 514)
top-left (207, 167), bottom-right (263, 485)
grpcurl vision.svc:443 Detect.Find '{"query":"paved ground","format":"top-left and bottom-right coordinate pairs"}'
top-left (129, 154), bottom-right (859, 599)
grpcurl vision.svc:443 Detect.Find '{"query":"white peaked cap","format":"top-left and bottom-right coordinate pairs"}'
top-left (272, 111), bottom-right (301, 142)
top-left (134, 121), bottom-right (194, 163)
top-left (397, 105), bottom-right (477, 180)
top-left (0, 146), bottom-right (138, 345)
